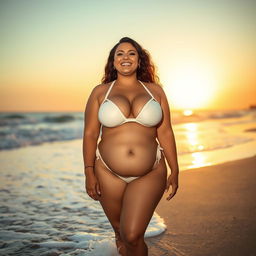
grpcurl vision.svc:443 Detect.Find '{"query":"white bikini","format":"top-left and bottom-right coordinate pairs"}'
top-left (96, 79), bottom-right (164, 183)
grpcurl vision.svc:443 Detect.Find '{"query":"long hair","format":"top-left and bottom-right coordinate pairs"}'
top-left (101, 37), bottom-right (160, 84)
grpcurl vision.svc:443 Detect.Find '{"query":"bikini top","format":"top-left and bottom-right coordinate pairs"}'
top-left (98, 80), bottom-right (163, 128)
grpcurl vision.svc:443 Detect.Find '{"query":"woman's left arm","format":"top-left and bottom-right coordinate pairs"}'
top-left (156, 85), bottom-right (179, 201)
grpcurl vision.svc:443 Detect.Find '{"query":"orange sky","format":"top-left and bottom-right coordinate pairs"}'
top-left (1, 0), bottom-right (255, 112)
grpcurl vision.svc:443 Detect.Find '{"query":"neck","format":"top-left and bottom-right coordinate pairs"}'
top-left (115, 74), bottom-right (138, 87)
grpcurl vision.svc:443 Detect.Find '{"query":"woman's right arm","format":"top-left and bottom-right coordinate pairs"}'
top-left (83, 85), bottom-right (101, 200)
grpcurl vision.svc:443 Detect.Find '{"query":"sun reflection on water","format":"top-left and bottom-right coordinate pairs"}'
top-left (182, 122), bottom-right (212, 168)
top-left (183, 109), bottom-right (194, 116)
top-left (190, 152), bottom-right (211, 168)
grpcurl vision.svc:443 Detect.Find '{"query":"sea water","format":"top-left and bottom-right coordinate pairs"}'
top-left (0, 108), bottom-right (256, 255)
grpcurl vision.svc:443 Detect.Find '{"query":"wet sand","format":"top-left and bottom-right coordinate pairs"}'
top-left (146, 155), bottom-right (256, 256)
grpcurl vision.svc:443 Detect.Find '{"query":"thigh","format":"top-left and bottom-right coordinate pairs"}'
top-left (94, 157), bottom-right (127, 229)
top-left (120, 156), bottom-right (167, 236)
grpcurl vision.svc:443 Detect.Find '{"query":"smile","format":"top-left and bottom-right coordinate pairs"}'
top-left (121, 62), bottom-right (132, 66)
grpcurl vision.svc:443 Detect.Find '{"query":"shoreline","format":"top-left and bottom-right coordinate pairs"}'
top-left (146, 155), bottom-right (256, 256)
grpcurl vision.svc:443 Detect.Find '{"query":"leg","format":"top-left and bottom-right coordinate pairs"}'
top-left (120, 153), bottom-right (167, 256)
top-left (94, 153), bottom-right (128, 255)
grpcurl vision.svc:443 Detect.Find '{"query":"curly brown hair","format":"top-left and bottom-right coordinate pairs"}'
top-left (101, 37), bottom-right (160, 84)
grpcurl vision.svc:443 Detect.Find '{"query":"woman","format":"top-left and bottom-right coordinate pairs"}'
top-left (83, 37), bottom-right (179, 256)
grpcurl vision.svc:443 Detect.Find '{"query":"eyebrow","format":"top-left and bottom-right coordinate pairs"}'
top-left (116, 49), bottom-right (136, 53)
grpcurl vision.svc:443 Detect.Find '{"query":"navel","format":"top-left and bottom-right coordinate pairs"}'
top-left (127, 149), bottom-right (135, 156)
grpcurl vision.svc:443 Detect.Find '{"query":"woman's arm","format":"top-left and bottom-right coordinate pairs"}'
top-left (156, 85), bottom-right (179, 200)
top-left (83, 85), bottom-right (101, 200)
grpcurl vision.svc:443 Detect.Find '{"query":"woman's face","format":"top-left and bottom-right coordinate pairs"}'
top-left (113, 42), bottom-right (140, 75)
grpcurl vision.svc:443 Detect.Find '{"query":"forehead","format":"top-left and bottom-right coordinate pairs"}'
top-left (116, 42), bottom-right (137, 52)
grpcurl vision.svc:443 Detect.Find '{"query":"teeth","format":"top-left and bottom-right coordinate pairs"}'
top-left (121, 63), bottom-right (131, 66)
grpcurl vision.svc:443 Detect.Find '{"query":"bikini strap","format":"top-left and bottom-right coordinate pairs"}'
top-left (138, 80), bottom-right (155, 99)
top-left (103, 80), bottom-right (116, 101)
top-left (99, 124), bottom-right (103, 138)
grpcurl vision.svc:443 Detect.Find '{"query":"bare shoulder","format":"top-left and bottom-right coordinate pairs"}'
top-left (89, 82), bottom-right (112, 100)
top-left (143, 81), bottom-right (166, 99)
top-left (91, 82), bottom-right (106, 94)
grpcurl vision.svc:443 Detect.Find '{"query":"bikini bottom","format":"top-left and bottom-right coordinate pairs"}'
top-left (95, 141), bottom-right (163, 183)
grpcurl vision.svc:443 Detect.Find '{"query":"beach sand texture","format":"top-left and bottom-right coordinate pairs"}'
top-left (147, 155), bottom-right (256, 256)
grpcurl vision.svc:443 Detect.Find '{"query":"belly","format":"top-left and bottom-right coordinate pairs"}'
top-left (98, 134), bottom-right (159, 177)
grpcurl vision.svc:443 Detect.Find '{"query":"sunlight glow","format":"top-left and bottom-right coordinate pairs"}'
top-left (165, 60), bottom-right (218, 109)
top-left (183, 109), bottom-right (194, 116)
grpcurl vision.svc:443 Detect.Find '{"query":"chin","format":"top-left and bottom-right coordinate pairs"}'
top-left (118, 69), bottom-right (138, 75)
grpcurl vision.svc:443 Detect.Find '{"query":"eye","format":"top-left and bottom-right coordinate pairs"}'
top-left (130, 52), bottom-right (136, 55)
top-left (116, 53), bottom-right (123, 56)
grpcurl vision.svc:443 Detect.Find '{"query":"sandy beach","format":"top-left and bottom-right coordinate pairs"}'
top-left (146, 155), bottom-right (256, 256)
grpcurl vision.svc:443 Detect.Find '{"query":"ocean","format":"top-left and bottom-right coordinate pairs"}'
top-left (0, 108), bottom-right (255, 255)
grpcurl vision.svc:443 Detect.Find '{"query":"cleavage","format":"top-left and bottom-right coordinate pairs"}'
top-left (108, 94), bottom-right (152, 118)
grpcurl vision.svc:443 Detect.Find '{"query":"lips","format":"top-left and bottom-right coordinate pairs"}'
top-left (121, 62), bottom-right (132, 66)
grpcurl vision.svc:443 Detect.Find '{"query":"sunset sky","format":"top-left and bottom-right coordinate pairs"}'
top-left (1, 0), bottom-right (255, 112)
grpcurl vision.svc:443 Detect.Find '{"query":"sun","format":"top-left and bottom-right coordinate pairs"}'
top-left (164, 60), bottom-right (217, 110)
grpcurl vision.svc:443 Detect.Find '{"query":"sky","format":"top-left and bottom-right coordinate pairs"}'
top-left (0, 0), bottom-right (255, 111)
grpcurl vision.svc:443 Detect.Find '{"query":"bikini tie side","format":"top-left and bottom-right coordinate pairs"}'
top-left (95, 146), bottom-right (100, 160)
top-left (156, 144), bottom-right (164, 165)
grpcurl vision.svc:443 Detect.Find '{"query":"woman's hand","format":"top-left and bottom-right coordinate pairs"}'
top-left (85, 172), bottom-right (101, 201)
top-left (166, 172), bottom-right (179, 201)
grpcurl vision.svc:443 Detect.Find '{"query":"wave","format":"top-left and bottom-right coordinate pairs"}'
top-left (0, 126), bottom-right (83, 150)
top-left (43, 115), bottom-right (75, 123)
top-left (0, 112), bottom-right (83, 150)
top-left (2, 114), bottom-right (26, 119)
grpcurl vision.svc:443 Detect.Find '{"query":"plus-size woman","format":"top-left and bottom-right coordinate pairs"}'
top-left (83, 37), bottom-right (179, 256)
